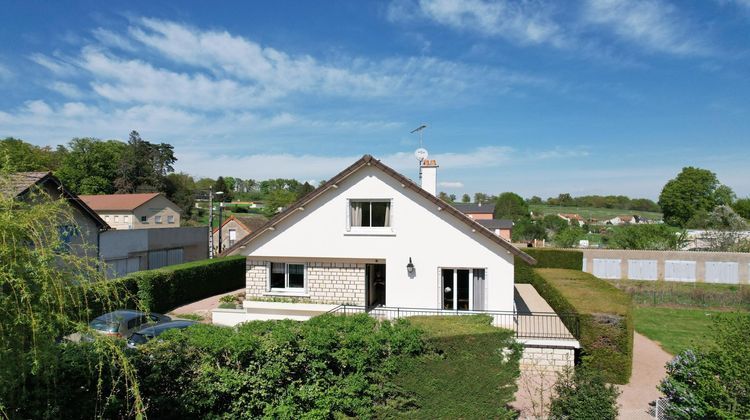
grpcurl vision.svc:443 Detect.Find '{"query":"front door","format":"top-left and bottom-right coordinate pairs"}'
top-left (366, 264), bottom-right (386, 307)
top-left (441, 268), bottom-right (485, 310)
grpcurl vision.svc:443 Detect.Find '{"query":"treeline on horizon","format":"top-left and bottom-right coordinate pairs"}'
top-left (0, 134), bottom-right (318, 221)
top-left (3, 135), bottom-right (664, 215)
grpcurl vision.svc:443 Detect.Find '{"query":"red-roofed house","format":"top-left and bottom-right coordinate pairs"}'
top-left (79, 193), bottom-right (182, 229)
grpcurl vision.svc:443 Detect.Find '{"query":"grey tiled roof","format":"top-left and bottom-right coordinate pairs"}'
top-left (452, 202), bottom-right (495, 214)
top-left (477, 219), bottom-right (514, 229)
top-left (2, 171), bottom-right (51, 196)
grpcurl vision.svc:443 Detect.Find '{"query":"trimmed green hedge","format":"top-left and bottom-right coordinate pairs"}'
top-left (129, 256), bottom-right (246, 313)
top-left (525, 268), bottom-right (633, 384)
top-left (515, 248), bottom-right (583, 284)
top-left (78, 256), bottom-right (246, 317)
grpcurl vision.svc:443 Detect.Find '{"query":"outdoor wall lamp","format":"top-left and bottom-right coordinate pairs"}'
top-left (406, 258), bottom-right (415, 275)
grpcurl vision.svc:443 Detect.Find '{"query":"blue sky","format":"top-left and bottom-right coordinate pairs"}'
top-left (1, 0), bottom-right (749, 199)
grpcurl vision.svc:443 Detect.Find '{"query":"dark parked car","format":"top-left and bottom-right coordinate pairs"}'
top-left (127, 320), bottom-right (198, 348)
top-left (89, 310), bottom-right (170, 339)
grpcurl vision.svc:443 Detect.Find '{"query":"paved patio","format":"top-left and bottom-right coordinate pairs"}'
top-left (169, 288), bottom-right (245, 322)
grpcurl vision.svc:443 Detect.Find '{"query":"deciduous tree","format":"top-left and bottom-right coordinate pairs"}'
top-left (494, 192), bottom-right (529, 221)
top-left (658, 167), bottom-right (734, 227)
top-left (56, 138), bottom-right (126, 195)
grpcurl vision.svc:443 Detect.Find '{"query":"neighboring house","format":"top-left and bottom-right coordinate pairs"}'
top-left (558, 213), bottom-right (585, 226)
top-left (79, 193), bottom-right (181, 229)
top-left (5, 172), bottom-right (109, 259)
top-left (453, 202), bottom-right (495, 220)
top-left (476, 219), bottom-right (513, 241)
top-left (212, 215), bottom-right (268, 254)
top-left (605, 215), bottom-right (651, 225)
top-left (224, 155), bottom-right (535, 314)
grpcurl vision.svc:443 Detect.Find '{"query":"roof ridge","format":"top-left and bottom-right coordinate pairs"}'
top-left (222, 155), bottom-right (535, 264)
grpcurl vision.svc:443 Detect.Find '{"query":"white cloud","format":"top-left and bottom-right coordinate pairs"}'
top-left (91, 28), bottom-right (137, 51)
top-left (28, 53), bottom-right (78, 76)
top-left (175, 145), bottom-right (577, 181)
top-left (582, 0), bottom-right (708, 56)
top-left (389, 0), bottom-right (567, 47)
top-left (439, 181), bottom-right (464, 188)
top-left (47, 81), bottom-right (84, 98)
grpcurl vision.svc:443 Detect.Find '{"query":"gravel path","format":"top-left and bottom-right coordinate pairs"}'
top-left (617, 332), bottom-right (673, 419)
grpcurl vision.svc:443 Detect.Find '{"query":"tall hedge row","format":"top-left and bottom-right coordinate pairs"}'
top-left (523, 268), bottom-right (633, 384)
top-left (76, 256), bottom-right (246, 317)
top-left (515, 248), bottom-right (583, 284)
top-left (129, 256), bottom-right (246, 313)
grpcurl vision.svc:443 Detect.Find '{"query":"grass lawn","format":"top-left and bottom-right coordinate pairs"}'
top-left (529, 204), bottom-right (662, 222)
top-left (381, 315), bottom-right (520, 419)
top-left (633, 306), bottom-right (747, 355)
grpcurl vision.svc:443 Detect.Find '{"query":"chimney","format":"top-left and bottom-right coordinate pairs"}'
top-left (421, 159), bottom-right (438, 196)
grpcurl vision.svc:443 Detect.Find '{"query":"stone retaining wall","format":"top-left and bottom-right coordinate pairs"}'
top-left (520, 345), bottom-right (575, 372)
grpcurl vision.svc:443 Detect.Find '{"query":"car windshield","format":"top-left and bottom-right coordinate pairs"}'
top-left (90, 319), bottom-right (119, 333)
top-left (128, 333), bottom-right (150, 345)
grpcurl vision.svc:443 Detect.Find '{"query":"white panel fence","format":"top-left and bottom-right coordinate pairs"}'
top-left (580, 249), bottom-right (750, 285)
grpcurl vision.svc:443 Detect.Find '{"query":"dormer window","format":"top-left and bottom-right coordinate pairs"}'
top-left (350, 200), bottom-right (390, 227)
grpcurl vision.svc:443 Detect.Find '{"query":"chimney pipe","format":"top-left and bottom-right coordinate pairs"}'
top-left (421, 159), bottom-right (438, 196)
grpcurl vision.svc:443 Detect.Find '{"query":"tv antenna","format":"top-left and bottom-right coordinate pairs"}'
top-left (411, 124), bottom-right (428, 180)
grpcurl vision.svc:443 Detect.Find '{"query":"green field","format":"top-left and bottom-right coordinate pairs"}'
top-left (380, 316), bottom-right (520, 419)
top-left (529, 204), bottom-right (663, 222)
top-left (193, 203), bottom-right (267, 228)
top-left (633, 307), bottom-right (746, 355)
top-left (611, 279), bottom-right (750, 310)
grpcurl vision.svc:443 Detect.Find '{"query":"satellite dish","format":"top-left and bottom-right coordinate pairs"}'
top-left (415, 148), bottom-right (429, 162)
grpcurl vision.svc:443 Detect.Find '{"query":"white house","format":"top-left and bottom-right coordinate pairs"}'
top-left (222, 155), bottom-right (535, 320)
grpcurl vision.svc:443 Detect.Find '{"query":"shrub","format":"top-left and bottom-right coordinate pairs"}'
top-left (134, 314), bottom-right (427, 418)
top-left (126, 256), bottom-right (245, 313)
top-left (659, 313), bottom-right (750, 419)
top-left (524, 269), bottom-right (633, 384)
top-left (549, 366), bottom-right (620, 420)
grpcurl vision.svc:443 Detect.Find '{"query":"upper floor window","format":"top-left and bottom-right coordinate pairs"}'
top-left (155, 215), bottom-right (162, 224)
top-left (140, 216), bottom-right (147, 223)
top-left (350, 200), bottom-right (390, 227)
top-left (113, 216), bottom-right (119, 223)
top-left (167, 215), bottom-right (175, 224)
top-left (123, 215), bottom-right (129, 222)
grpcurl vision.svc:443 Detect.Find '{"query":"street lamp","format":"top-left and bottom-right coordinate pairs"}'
top-left (216, 191), bottom-right (224, 255)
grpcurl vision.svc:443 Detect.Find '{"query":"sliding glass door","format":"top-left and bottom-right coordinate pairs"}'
top-left (441, 268), bottom-right (485, 310)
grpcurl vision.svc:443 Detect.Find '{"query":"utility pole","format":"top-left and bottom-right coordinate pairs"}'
top-left (208, 186), bottom-right (214, 259)
top-left (218, 201), bottom-right (224, 254)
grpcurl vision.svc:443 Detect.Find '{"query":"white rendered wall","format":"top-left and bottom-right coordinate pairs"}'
top-left (238, 166), bottom-right (516, 312)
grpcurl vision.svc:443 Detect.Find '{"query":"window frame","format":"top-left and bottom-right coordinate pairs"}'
top-left (155, 215), bottom-right (162, 224)
top-left (267, 262), bottom-right (306, 292)
top-left (167, 215), bottom-right (175, 224)
top-left (347, 199), bottom-right (393, 233)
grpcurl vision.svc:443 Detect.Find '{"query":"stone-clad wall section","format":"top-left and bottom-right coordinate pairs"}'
top-left (520, 345), bottom-right (575, 372)
top-left (246, 259), bottom-right (366, 305)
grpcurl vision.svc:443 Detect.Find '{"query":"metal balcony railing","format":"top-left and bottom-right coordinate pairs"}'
top-left (326, 305), bottom-right (579, 340)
